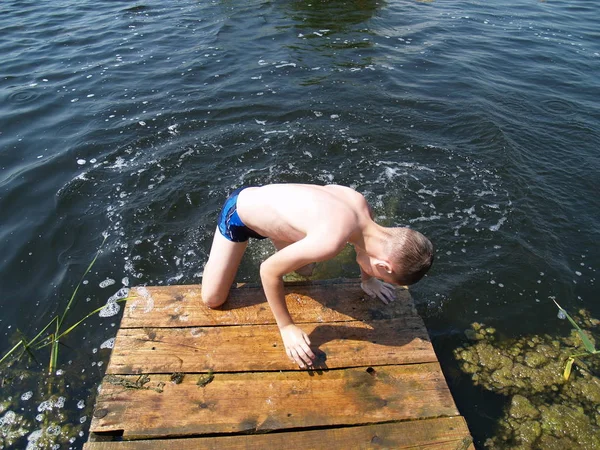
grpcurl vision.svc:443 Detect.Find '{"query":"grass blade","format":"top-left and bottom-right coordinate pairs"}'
top-left (56, 297), bottom-right (130, 340)
top-left (0, 340), bottom-right (24, 365)
top-left (58, 235), bottom-right (107, 329)
top-left (27, 316), bottom-right (59, 350)
top-left (553, 300), bottom-right (596, 353)
top-left (1, 316), bottom-right (60, 364)
top-left (18, 334), bottom-right (37, 361)
top-left (48, 318), bottom-right (61, 374)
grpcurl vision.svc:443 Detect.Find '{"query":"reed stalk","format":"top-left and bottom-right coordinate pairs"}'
top-left (553, 299), bottom-right (598, 380)
top-left (0, 237), bottom-right (129, 374)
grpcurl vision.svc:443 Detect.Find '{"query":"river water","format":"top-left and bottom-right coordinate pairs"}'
top-left (1, 0), bottom-right (598, 448)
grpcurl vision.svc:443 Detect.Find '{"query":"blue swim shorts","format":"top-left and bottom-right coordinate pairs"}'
top-left (217, 187), bottom-right (267, 242)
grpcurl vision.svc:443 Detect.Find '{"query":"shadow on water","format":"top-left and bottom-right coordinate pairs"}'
top-left (285, 0), bottom-right (383, 31)
top-left (432, 332), bottom-right (508, 448)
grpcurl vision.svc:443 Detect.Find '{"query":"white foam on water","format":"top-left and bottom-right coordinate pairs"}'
top-left (26, 429), bottom-right (43, 449)
top-left (46, 424), bottom-right (61, 436)
top-left (489, 217), bottom-right (507, 231)
top-left (99, 287), bottom-right (129, 318)
top-left (1, 410), bottom-right (17, 426)
top-left (417, 188), bottom-right (440, 197)
top-left (99, 278), bottom-right (116, 288)
top-left (409, 214), bottom-right (443, 223)
top-left (167, 274), bottom-right (183, 282)
top-left (100, 337), bottom-right (115, 349)
top-left (37, 401), bottom-right (52, 413)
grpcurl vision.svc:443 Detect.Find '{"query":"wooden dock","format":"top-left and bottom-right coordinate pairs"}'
top-left (84, 279), bottom-right (473, 449)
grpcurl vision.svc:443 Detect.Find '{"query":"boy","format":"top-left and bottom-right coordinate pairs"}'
top-left (202, 184), bottom-right (434, 368)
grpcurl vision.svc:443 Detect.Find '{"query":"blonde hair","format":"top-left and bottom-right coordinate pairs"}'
top-left (385, 228), bottom-right (434, 285)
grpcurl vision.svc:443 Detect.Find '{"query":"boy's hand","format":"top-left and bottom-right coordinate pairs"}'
top-left (361, 278), bottom-right (397, 304)
top-left (279, 324), bottom-right (315, 368)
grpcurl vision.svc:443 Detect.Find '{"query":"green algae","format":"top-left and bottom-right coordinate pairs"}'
top-left (455, 310), bottom-right (600, 449)
top-left (0, 362), bottom-right (95, 449)
top-left (0, 405), bottom-right (30, 449)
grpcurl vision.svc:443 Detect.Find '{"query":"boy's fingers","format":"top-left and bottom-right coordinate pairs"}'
top-left (300, 354), bottom-right (313, 366)
top-left (296, 344), bottom-right (313, 364)
top-left (289, 348), bottom-right (305, 368)
top-left (300, 342), bottom-right (315, 360)
top-left (378, 291), bottom-right (391, 304)
top-left (383, 286), bottom-right (396, 301)
top-left (302, 333), bottom-right (311, 346)
top-left (288, 344), bottom-right (312, 368)
top-left (286, 348), bottom-right (294, 362)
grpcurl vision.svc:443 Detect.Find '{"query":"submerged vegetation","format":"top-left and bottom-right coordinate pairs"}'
top-left (0, 239), bottom-right (129, 449)
top-left (0, 370), bottom-right (90, 449)
top-left (553, 300), bottom-right (599, 380)
top-left (0, 238), bottom-right (129, 375)
top-left (455, 309), bottom-right (600, 449)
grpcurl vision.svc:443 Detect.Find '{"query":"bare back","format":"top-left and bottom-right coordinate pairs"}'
top-left (237, 184), bottom-right (371, 246)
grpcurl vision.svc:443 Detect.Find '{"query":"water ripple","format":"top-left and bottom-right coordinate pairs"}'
top-left (539, 97), bottom-right (577, 116)
top-left (6, 87), bottom-right (40, 104)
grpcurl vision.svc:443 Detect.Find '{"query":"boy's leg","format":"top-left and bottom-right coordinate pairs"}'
top-left (201, 227), bottom-right (248, 308)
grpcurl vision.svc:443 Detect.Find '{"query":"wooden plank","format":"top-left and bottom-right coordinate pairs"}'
top-left (90, 363), bottom-right (458, 439)
top-left (106, 317), bottom-right (435, 374)
top-left (84, 417), bottom-right (473, 449)
top-left (122, 280), bottom-right (414, 328)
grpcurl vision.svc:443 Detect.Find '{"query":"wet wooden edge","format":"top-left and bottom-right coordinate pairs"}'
top-left (121, 279), bottom-right (415, 328)
top-left (85, 416), bottom-right (473, 449)
top-left (90, 363), bottom-right (460, 439)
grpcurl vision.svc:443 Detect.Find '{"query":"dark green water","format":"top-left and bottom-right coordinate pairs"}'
top-left (1, 0), bottom-right (598, 448)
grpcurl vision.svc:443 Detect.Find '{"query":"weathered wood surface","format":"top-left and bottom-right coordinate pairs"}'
top-left (87, 280), bottom-right (473, 449)
top-left (121, 280), bottom-right (415, 327)
top-left (107, 317), bottom-right (436, 374)
top-left (91, 363), bottom-right (456, 438)
top-left (83, 417), bottom-right (472, 450)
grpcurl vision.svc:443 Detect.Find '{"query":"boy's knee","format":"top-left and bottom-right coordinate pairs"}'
top-left (200, 288), bottom-right (227, 309)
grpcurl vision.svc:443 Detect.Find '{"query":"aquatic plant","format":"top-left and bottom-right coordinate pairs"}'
top-left (0, 238), bottom-right (131, 448)
top-left (553, 299), bottom-right (599, 380)
top-left (0, 401), bottom-right (30, 449)
top-left (0, 237), bottom-right (128, 374)
top-left (455, 316), bottom-right (600, 449)
top-left (0, 367), bottom-right (94, 450)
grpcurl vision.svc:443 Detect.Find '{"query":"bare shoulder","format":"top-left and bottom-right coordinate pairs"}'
top-left (322, 184), bottom-right (365, 199)
top-left (322, 184), bottom-right (371, 213)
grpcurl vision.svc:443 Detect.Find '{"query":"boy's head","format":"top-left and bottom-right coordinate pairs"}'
top-left (384, 227), bottom-right (434, 285)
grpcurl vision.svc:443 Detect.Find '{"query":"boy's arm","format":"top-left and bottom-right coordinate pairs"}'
top-left (260, 234), bottom-right (343, 368)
